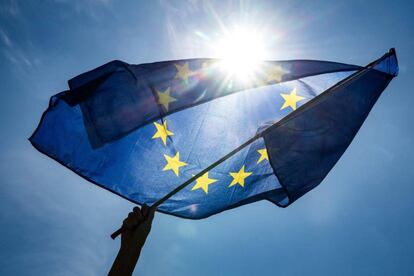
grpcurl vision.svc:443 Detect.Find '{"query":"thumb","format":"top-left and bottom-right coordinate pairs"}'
top-left (147, 206), bottom-right (156, 222)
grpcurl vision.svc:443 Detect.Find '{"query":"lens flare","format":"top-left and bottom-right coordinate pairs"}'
top-left (213, 26), bottom-right (268, 84)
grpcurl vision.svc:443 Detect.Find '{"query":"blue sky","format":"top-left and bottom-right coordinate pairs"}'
top-left (0, 0), bottom-right (413, 275)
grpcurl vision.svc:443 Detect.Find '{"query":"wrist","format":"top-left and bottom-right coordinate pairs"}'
top-left (120, 242), bottom-right (143, 257)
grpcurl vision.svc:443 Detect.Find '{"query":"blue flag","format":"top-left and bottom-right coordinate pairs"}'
top-left (30, 49), bottom-right (398, 218)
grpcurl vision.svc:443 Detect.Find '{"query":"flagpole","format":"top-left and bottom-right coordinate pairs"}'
top-left (110, 131), bottom-right (263, 239)
top-left (110, 48), bottom-right (396, 240)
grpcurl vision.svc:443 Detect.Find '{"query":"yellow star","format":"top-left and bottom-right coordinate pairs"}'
top-left (156, 87), bottom-right (176, 111)
top-left (152, 120), bottom-right (173, 145)
top-left (257, 148), bottom-right (269, 164)
top-left (174, 62), bottom-right (194, 83)
top-left (229, 165), bottom-right (252, 188)
top-left (191, 172), bottom-right (218, 194)
top-left (266, 65), bottom-right (288, 83)
top-left (280, 88), bottom-right (305, 111)
top-left (163, 152), bottom-right (188, 176)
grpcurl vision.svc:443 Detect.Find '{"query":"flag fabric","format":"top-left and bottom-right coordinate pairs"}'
top-left (30, 49), bottom-right (398, 218)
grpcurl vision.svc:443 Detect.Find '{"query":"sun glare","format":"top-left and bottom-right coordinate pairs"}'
top-left (213, 27), bottom-right (268, 83)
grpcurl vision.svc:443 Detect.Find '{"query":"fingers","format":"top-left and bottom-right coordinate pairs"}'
top-left (123, 212), bottom-right (138, 230)
top-left (133, 206), bottom-right (143, 223)
top-left (142, 204), bottom-right (156, 221)
top-left (123, 206), bottom-right (143, 229)
top-left (123, 204), bottom-right (156, 230)
top-left (141, 204), bottom-right (149, 218)
top-left (147, 206), bottom-right (156, 222)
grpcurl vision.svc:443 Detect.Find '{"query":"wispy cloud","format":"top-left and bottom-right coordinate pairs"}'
top-left (0, 27), bottom-right (39, 73)
top-left (50, 0), bottom-right (114, 22)
top-left (0, 0), bottom-right (21, 17)
top-left (0, 29), bottom-right (12, 48)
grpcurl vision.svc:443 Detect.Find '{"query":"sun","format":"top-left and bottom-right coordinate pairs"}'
top-left (212, 26), bottom-right (268, 84)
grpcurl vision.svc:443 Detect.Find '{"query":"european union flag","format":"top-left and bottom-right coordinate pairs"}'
top-left (30, 49), bottom-right (398, 219)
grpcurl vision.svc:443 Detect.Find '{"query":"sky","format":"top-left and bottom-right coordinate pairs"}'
top-left (0, 0), bottom-right (413, 275)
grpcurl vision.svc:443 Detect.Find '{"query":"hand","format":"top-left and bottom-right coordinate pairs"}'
top-left (109, 205), bottom-right (156, 276)
top-left (121, 204), bottom-right (155, 253)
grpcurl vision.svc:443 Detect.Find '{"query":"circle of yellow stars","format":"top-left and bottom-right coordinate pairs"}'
top-left (149, 61), bottom-right (304, 194)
